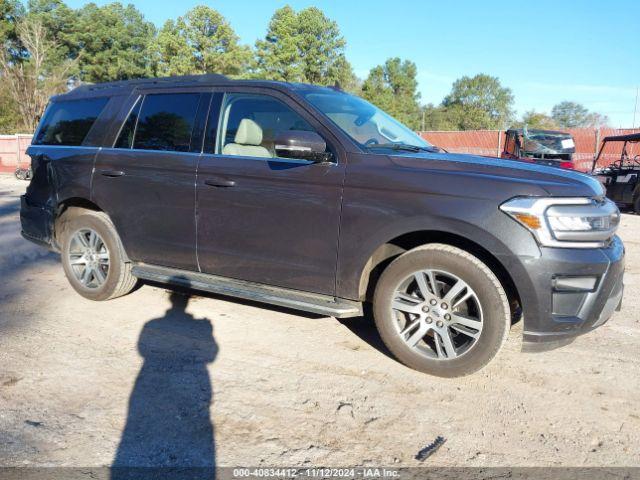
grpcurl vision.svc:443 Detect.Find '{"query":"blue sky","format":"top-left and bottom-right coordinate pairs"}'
top-left (66, 0), bottom-right (640, 127)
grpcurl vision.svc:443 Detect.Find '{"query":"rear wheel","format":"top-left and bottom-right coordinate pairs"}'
top-left (59, 209), bottom-right (137, 301)
top-left (373, 244), bottom-right (510, 377)
top-left (634, 195), bottom-right (640, 214)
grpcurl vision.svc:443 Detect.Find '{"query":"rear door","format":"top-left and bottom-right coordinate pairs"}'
top-left (92, 90), bottom-right (210, 270)
top-left (196, 88), bottom-right (346, 295)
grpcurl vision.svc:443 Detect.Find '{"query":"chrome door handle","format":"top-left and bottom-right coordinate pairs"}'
top-left (204, 178), bottom-right (236, 188)
top-left (100, 169), bottom-right (125, 177)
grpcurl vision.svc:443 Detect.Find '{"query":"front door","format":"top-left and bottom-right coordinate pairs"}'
top-left (93, 91), bottom-right (208, 270)
top-left (196, 90), bottom-right (345, 295)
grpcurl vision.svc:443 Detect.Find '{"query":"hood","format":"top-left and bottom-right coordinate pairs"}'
top-left (389, 151), bottom-right (604, 198)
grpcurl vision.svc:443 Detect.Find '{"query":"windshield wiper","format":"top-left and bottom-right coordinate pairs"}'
top-left (367, 142), bottom-right (439, 153)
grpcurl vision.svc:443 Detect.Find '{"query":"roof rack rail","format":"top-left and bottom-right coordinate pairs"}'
top-left (75, 73), bottom-right (229, 92)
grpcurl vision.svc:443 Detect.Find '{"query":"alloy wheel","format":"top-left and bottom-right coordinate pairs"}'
top-left (390, 269), bottom-right (483, 360)
top-left (68, 228), bottom-right (110, 289)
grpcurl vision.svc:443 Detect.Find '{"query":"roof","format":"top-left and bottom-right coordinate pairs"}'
top-left (506, 128), bottom-right (571, 137)
top-left (602, 133), bottom-right (640, 143)
top-left (52, 74), bottom-right (332, 102)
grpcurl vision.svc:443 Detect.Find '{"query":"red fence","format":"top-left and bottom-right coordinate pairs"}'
top-left (0, 135), bottom-right (33, 173)
top-left (2, 128), bottom-right (639, 174)
top-left (420, 128), bottom-right (640, 172)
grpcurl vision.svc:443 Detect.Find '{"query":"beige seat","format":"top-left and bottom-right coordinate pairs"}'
top-left (222, 119), bottom-right (271, 158)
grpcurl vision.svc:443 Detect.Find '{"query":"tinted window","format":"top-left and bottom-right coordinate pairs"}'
top-left (190, 93), bottom-right (213, 153)
top-left (133, 93), bottom-right (200, 152)
top-left (219, 93), bottom-right (316, 157)
top-left (34, 97), bottom-right (109, 146)
top-left (115, 97), bottom-right (142, 149)
top-left (203, 93), bottom-right (223, 154)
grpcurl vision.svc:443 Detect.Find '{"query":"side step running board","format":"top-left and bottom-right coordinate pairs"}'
top-left (131, 264), bottom-right (362, 318)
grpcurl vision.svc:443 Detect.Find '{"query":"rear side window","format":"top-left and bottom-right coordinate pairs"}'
top-left (115, 97), bottom-right (142, 149)
top-left (33, 97), bottom-right (109, 146)
top-left (132, 93), bottom-right (200, 152)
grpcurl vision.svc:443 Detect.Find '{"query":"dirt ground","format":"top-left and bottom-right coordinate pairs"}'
top-left (1, 174), bottom-right (639, 469)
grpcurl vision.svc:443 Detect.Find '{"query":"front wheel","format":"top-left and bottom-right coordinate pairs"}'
top-left (373, 244), bottom-right (511, 377)
top-left (59, 209), bottom-right (137, 301)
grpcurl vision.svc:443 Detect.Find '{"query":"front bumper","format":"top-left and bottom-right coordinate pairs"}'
top-left (518, 235), bottom-right (624, 345)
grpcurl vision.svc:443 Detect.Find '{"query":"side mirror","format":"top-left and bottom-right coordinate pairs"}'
top-left (274, 130), bottom-right (334, 163)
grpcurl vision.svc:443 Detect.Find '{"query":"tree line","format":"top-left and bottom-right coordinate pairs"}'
top-left (0, 0), bottom-right (609, 133)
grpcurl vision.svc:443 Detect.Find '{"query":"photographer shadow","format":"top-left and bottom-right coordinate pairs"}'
top-left (111, 289), bottom-right (217, 480)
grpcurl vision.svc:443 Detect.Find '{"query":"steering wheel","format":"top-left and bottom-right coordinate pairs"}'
top-left (364, 138), bottom-right (380, 147)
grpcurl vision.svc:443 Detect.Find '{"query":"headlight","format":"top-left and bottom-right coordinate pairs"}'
top-left (500, 197), bottom-right (620, 248)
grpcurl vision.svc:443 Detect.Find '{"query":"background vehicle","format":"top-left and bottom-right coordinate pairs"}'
top-left (20, 74), bottom-right (623, 377)
top-left (591, 133), bottom-right (640, 212)
top-left (502, 128), bottom-right (576, 169)
top-left (14, 166), bottom-right (32, 181)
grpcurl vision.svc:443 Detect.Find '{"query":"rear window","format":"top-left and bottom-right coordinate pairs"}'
top-left (33, 97), bottom-right (109, 146)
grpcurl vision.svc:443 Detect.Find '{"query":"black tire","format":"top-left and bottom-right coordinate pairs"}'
top-left (634, 196), bottom-right (640, 214)
top-left (58, 209), bottom-right (137, 301)
top-left (373, 243), bottom-right (510, 377)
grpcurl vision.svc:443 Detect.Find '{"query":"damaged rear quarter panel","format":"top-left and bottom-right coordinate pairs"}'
top-left (22, 145), bottom-right (99, 245)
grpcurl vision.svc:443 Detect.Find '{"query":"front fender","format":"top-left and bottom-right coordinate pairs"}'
top-left (335, 188), bottom-right (541, 306)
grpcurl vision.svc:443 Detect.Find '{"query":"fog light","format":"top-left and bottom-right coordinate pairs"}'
top-left (553, 276), bottom-right (598, 292)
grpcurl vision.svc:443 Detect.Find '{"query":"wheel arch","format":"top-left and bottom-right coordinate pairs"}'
top-left (357, 230), bottom-right (522, 322)
top-left (57, 196), bottom-right (103, 216)
top-left (53, 197), bottom-right (130, 262)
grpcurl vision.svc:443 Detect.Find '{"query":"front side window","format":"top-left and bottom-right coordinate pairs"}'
top-left (33, 97), bottom-right (109, 146)
top-left (129, 93), bottom-right (201, 152)
top-left (303, 89), bottom-right (432, 149)
top-left (217, 93), bottom-right (318, 159)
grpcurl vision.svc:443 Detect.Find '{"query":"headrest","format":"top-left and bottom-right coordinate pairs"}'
top-left (234, 119), bottom-right (263, 146)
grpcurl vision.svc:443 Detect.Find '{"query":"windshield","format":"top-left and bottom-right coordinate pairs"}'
top-left (521, 132), bottom-right (575, 154)
top-left (303, 90), bottom-right (432, 149)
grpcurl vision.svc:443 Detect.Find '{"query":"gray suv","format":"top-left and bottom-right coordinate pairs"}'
top-left (20, 74), bottom-right (624, 377)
